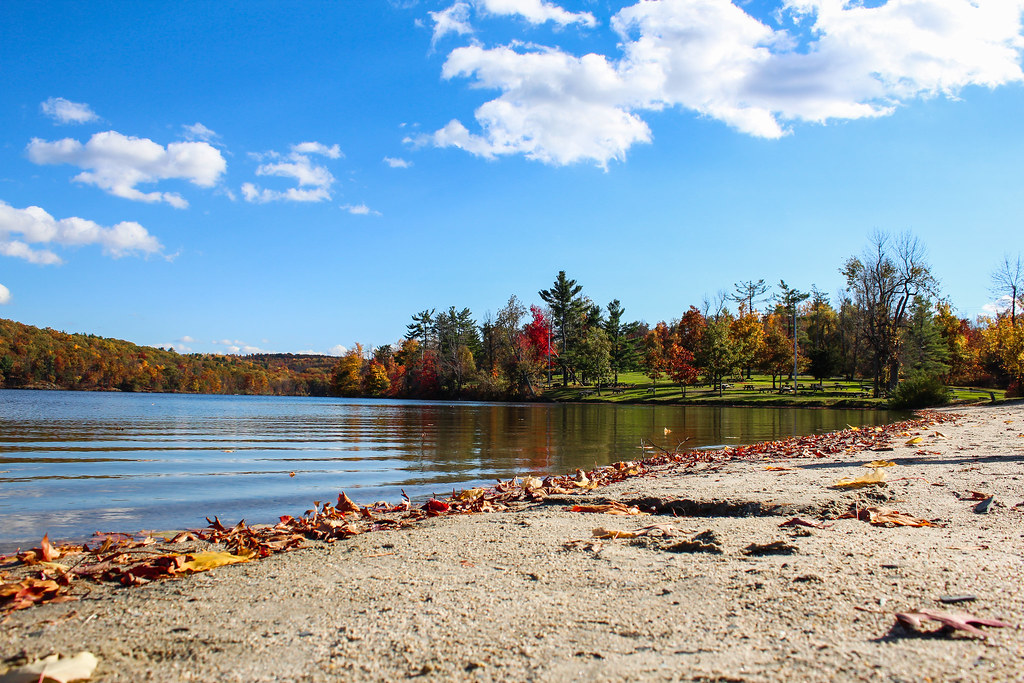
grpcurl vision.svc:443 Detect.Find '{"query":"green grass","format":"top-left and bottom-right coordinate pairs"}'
top-left (539, 372), bottom-right (1006, 409)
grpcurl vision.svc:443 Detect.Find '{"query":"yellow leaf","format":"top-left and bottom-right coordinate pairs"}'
top-left (905, 437), bottom-right (923, 445)
top-left (37, 561), bottom-right (70, 572)
top-left (863, 460), bottom-right (897, 468)
top-left (455, 488), bottom-right (484, 502)
top-left (592, 527), bottom-right (639, 539)
top-left (833, 468), bottom-right (887, 489)
top-left (0, 651), bottom-right (98, 683)
top-left (178, 551), bottom-right (252, 573)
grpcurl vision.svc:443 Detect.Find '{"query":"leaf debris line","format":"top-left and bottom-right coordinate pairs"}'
top-left (1, 412), bottom-right (957, 616)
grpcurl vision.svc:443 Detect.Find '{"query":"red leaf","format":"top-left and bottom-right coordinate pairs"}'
top-left (425, 498), bottom-right (450, 513)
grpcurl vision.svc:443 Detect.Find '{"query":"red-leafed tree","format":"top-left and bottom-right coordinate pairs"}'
top-left (523, 305), bottom-right (553, 381)
top-left (666, 341), bottom-right (700, 397)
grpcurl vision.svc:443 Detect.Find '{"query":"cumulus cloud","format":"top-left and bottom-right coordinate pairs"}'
top-left (427, 0), bottom-right (1024, 166)
top-left (182, 122), bottom-right (220, 143)
top-left (328, 344), bottom-right (348, 356)
top-left (292, 141), bottom-right (343, 158)
top-left (383, 156), bottom-right (413, 168)
top-left (26, 131), bottom-right (227, 208)
top-left (0, 200), bottom-right (163, 264)
top-left (151, 336), bottom-right (193, 353)
top-left (431, 0), bottom-right (596, 43)
top-left (982, 295), bottom-right (1015, 315)
top-left (341, 203), bottom-right (381, 216)
top-left (0, 284), bottom-right (10, 305)
top-left (40, 97), bottom-right (99, 125)
top-left (212, 339), bottom-right (265, 355)
top-left (242, 142), bottom-right (341, 203)
top-left (431, 2), bottom-right (474, 44)
top-left (476, 0), bottom-right (596, 27)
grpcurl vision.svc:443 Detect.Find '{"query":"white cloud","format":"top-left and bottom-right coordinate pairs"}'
top-left (982, 295), bottom-right (1014, 315)
top-left (292, 141), bottom-right (343, 159)
top-left (432, 44), bottom-right (652, 167)
top-left (0, 200), bottom-right (163, 263)
top-left (242, 142), bottom-right (340, 203)
top-left (0, 240), bottom-right (62, 265)
top-left (328, 344), bottom-right (348, 356)
top-left (212, 338), bottom-right (265, 355)
top-left (431, 2), bottom-right (474, 44)
top-left (341, 203), bottom-right (381, 216)
top-left (40, 97), bottom-right (99, 125)
top-left (431, 0), bottom-right (596, 43)
top-left (429, 0), bottom-right (1024, 166)
top-left (476, 0), bottom-right (596, 27)
top-left (151, 336), bottom-right (193, 353)
top-left (384, 156), bottom-right (413, 168)
top-left (26, 131), bottom-right (227, 208)
top-left (182, 122), bottom-right (220, 143)
top-left (0, 284), bottom-right (9, 304)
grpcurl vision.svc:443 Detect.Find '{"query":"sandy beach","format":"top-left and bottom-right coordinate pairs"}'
top-left (3, 401), bottom-right (1023, 682)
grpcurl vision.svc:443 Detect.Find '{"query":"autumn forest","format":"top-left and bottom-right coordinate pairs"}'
top-left (2, 234), bottom-right (1022, 403)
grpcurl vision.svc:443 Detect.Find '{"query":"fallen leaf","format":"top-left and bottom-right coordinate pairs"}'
top-left (832, 468), bottom-right (887, 489)
top-left (973, 496), bottom-right (995, 514)
top-left (743, 540), bottom-right (798, 556)
top-left (425, 498), bottom-right (449, 514)
top-left (0, 578), bottom-right (70, 612)
top-left (905, 437), bottom-right (923, 446)
top-left (778, 518), bottom-right (831, 529)
top-left (764, 466), bottom-right (792, 471)
top-left (0, 651), bottom-right (98, 683)
top-left (895, 608), bottom-right (1011, 638)
top-left (454, 488), bottom-right (484, 502)
top-left (863, 460), bottom-right (897, 468)
top-left (177, 551), bottom-right (253, 573)
top-left (592, 527), bottom-right (640, 539)
top-left (569, 502), bottom-right (648, 516)
top-left (865, 508), bottom-right (942, 528)
top-left (336, 492), bottom-right (360, 513)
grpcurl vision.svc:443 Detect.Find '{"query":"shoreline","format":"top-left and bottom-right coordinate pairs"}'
top-left (3, 382), bottom-right (1004, 411)
top-left (3, 402), bottom-right (1023, 681)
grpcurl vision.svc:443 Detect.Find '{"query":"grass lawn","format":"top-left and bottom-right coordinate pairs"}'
top-left (540, 372), bottom-right (1006, 408)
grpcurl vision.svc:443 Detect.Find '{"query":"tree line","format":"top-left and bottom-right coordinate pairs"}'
top-left (329, 232), bottom-right (1024, 400)
top-left (0, 318), bottom-right (334, 395)
top-left (1, 232), bottom-right (1021, 401)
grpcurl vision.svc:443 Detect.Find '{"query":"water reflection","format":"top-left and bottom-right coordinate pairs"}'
top-left (0, 390), bottom-right (900, 550)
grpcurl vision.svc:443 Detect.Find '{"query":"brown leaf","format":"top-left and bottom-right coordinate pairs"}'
top-left (778, 518), bottom-right (831, 529)
top-left (336, 492), bottom-right (360, 513)
top-left (895, 608), bottom-right (1011, 637)
top-left (865, 508), bottom-right (943, 528)
top-left (0, 578), bottom-right (69, 612)
top-left (569, 502), bottom-right (648, 516)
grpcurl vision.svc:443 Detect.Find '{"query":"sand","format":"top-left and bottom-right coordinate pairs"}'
top-left (2, 402), bottom-right (1023, 682)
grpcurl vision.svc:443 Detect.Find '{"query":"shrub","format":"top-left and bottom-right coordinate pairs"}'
top-left (888, 374), bottom-right (950, 410)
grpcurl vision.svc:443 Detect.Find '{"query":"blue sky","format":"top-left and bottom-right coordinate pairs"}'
top-left (1, 0), bottom-right (1022, 355)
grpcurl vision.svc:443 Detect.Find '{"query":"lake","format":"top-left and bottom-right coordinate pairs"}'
top-left (0, 390), bottom-right (902, 551)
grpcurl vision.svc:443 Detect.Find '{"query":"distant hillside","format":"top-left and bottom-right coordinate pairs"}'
top-left (0, 318), bottom-right (335, 396)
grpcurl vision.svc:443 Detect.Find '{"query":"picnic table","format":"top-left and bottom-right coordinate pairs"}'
top-left (743, 384), bottom-right (756, 391)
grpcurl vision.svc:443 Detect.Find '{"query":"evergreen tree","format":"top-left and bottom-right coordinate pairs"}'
top-left (539, 271), bottom-right (586, 386)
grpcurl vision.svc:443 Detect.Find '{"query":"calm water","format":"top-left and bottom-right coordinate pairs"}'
top-left (0, 390), bottom-right (901, 550)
